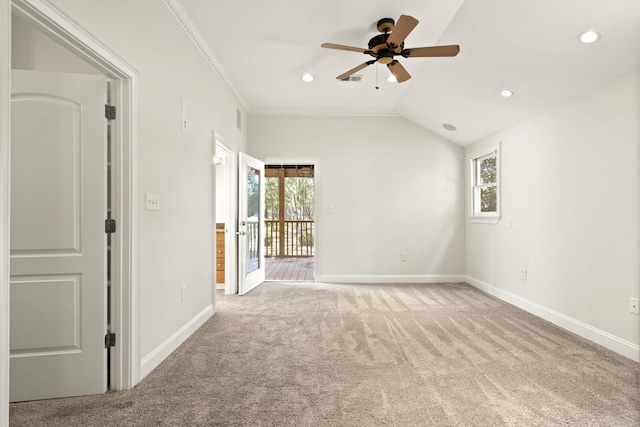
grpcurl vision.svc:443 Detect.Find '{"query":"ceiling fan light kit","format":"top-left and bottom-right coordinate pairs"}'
top-left (321, 14), bottom-right (460, 83)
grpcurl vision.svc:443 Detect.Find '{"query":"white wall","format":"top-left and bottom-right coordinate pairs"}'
top-left (248, 115), bottom-right (466, 282)
top-left (465, 69), bottom-right (640, 360)
top-left (11, 13), bottom-right (101, 74)
top-left (52, 0), bottom-right (247, 376)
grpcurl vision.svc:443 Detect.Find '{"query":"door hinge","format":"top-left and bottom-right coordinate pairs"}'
top-left (105, 219), bottom-right (116, 234)
top-left (105, 104), bottom-right (116, 120)
top-left (105, 332), bottom-right (116, 348)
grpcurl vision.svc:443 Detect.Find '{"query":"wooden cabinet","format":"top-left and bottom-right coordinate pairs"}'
top-left (216, 225), bottom-right (225, 283)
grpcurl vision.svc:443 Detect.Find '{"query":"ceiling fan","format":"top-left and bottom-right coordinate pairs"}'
top-left (321, 15), bottom-right (460, 83)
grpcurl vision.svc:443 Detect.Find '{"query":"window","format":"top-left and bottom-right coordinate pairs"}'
top-left (469, 143), bottom-right (500, 223)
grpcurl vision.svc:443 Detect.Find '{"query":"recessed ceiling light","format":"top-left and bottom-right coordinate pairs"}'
top-left (443, 123), bottom-right (456, 131)
top-left (501, 89), bottom-right (513, 98)
top-left (579, 31), bottom-right (600, 44)
top-left (301, 73), bottom-right (314, 82)
top-left (387, 75), bottom-right (397, 83)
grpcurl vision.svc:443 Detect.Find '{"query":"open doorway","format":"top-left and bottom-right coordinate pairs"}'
top-left (264, 165), bottom-right (315, 281)
top-left (214, 138), bottom-right (237, 295)
top-left (214, 146), bottom-right (228, 291)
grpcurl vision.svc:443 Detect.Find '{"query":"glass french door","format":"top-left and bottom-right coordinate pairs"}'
top-left (237, 153), bottom-right (265, 295)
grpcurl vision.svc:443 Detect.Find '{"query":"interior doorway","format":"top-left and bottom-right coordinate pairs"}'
top-left (264, 164), bottom-right (315, 281)
top-left (10, 13), bottom-right (112, 403)
top-left (214, 144), bottom-right (228, 291)
top-left (214, 137), bottom-right (237, 295)
top-left (7, 0), bottom-right (140, 402)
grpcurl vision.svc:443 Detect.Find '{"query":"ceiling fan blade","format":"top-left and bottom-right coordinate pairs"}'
top-left (336, 62), bottom-right (374, 80)
top-left (321, 43), bottom-right (367, 53)
top-left (387, 61), bottom-right (411, 83)
top-left (405, 45), bottom-right (460, 57)
top-left (386, 15), bottom-right (419, 48)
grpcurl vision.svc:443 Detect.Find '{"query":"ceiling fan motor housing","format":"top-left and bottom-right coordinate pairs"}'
top-left (368, 33), bottom-right (404, 64)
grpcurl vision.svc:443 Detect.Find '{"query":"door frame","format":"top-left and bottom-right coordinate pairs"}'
top-left (263, 157), bottom-right (320, 281)
top-left (3, 0), bottom-right (140, 409)
top-left (1, 0), bottom-right (11, 424)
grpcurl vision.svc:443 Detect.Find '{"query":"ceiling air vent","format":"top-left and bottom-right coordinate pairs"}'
top-left (340, 75), bottom-right (362, 82)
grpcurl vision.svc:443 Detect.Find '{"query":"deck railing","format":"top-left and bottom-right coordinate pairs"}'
top-left (265, 219), bottom-right (314, 257)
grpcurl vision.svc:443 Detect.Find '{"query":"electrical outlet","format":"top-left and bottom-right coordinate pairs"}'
top-left (401, 252), bottom-right (407, 262)
top-left (520, 269), bottom-right (527, 281)
top-left (630, 297), bottom-right (639, 315)
top-left (181, 286), bottom-right (187, 302)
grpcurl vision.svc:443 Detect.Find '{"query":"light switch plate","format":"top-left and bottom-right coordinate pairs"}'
top-left (146, 193), bottom-right (160, 211)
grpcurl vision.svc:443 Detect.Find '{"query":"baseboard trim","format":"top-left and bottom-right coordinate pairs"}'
top-left (316, 274), bottom-right (466, 284)
top-left (140, 304), bottom-right (214, 379)
top-left (465, 276), bottom-right (640, 362)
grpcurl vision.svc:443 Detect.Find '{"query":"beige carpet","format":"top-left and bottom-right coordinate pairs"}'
top-left (9, 282), bottom-right (640, 426)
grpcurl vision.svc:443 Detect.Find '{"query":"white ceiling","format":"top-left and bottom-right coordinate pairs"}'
top-left (175, 0), bottom-right (640, 146)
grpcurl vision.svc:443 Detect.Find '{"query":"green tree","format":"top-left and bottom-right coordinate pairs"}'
top-left (285, 177), bottom-right (314, 220)
top-left (265, 177), bottom-right (279, 220)
top-left (479, 157), bottom-right (497, 212)
top-left (246, 168), bottom-right (260, 218)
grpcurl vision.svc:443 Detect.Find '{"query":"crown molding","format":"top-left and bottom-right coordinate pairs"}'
top-left (249, 110), bottom-right (401, 117)
top-left (163, 0), bottom-right (249, 113)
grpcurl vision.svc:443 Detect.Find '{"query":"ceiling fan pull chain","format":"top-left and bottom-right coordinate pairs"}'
top-left (375, 63), bottom-right (380, 90)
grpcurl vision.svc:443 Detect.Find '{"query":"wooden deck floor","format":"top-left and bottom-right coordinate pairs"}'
top-left (265, 257), bottom-right (314, 281)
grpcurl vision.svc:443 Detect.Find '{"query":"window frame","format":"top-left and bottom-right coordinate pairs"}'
top-left (469, 142), bottom-right (501, 224)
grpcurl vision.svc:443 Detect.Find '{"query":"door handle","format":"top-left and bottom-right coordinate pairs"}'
top-left (236, 231), bottom-right (246, 236)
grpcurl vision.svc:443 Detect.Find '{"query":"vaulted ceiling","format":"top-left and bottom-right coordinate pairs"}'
top-left (174, 0), bottom-right (640, 146)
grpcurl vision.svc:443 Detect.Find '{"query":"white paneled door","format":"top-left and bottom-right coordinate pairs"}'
top-left (238, 153), bottom-right (265, 295)
top-left (10, 70), bottom-right (108, 401)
